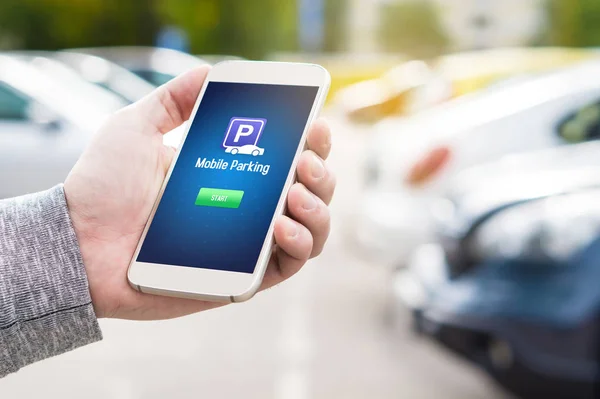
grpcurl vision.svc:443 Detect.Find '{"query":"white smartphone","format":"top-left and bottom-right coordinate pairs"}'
top-left (127, 60), bottom-right (330, 302)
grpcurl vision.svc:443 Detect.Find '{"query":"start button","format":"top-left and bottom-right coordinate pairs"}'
top-left (195, 187), bottom-right (244, 209)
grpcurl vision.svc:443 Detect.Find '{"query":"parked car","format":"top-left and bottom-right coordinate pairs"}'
top-left (0, 54), bottom-right (118, 198)
top-left (394, 171), bottom-right (600, 399)
top-left (270, 52), bottom-right (407, 104)
top-left (333, 60), bottom-right (438, 124)
top-left (357, 61), bottom-right (600, 267)
top-left (72, 47), bottom-right (208, 86)
top-left (11, 50), bottom-right (154, 103)
top-left (336, 47), bottom-right (597, 124)
top-left (54, 51), bottom-right (156, 103)
top-left (10, 52), bottom-right (129, 111)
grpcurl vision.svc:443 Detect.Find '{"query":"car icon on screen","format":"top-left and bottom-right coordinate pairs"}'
top-left (223, 117), bottom-right (267, 156)
top-left (225, 144), bottom-right (265, 156)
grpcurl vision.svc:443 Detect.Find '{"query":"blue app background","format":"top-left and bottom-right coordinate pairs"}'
top-left (137, 82), bottom-right (319, 273)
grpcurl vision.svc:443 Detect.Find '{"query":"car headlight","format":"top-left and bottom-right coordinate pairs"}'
top-left (467, 190), bottom-right (600, 265)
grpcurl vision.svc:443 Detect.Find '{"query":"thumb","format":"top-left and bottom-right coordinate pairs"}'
top-left (134, 65), bottom-right (211, 135)
top-left (162, 145), bottom-right (178, 173)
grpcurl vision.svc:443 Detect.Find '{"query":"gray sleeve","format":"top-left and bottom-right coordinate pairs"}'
top-left (0, 185), bottom-right (102, 378)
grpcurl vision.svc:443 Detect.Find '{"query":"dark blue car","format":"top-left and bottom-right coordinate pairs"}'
top-left (395, 170), bottom-right (600, 399)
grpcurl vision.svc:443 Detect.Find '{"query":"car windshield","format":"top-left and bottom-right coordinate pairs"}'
top-left (0, 81), bottom-right (29, 120)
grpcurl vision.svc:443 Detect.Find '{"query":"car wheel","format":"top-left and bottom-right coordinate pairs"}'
top-left (252, 149), bottom-right (259, 156)
top-left (231, 148), bottom-right (239, 155)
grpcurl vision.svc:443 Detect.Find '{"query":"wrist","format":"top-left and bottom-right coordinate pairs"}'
top-left (63, 185), bottom-right (107, 318)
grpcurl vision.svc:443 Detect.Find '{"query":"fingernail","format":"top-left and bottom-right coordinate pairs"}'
top-left (302, 190), bottom-right (318, 211)
top-left (284, 218), bottom-right (299, 239)
top-left (311, 154), bottom-right (325, 179)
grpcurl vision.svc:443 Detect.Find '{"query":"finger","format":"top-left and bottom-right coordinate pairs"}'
top-left (286, 183), bottom-right (330, 257)
top-left (134, 65), bottom-right (212, 135)
top-left (260, 216), bottom-right (313, 290)
top-left (306, 118), bottom-right (332, 160)
top-left (296, 151), bottom-right (336, 205)
top-left (272, 215), bottom-right (313, 260)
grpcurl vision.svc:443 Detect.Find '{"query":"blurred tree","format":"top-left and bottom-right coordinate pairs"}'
top-left (0, 0), bottom-right (157, 50)
top-left (547, 0), bottom-right (600, 46)
top-left (322, 0), bottom-right (346, 51)
top-left (378, 1), bottom-right (448, 59)
top-left (0, 0), bottom-right (347, 58)
top-left (154, 0), bottom-right (298, 58)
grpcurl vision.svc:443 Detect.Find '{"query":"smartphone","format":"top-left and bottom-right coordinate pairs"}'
top-left (127, 61), bottom-right (330, 302)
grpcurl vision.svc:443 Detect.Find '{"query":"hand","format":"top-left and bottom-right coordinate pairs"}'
top-left (64, 66), bottom-right (335, 320)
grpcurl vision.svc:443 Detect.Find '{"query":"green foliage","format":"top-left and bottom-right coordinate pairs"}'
top-left (322, 0), bottom-right (346, 51)
top-left (378, 1), bottom-right (448, 59)
top-left (0, 0), bottom-right (349, 58)
top-left (154, 0), bottom-right (298, 58)
top-left (547, 0), bottom-right (600, 47)
top-left (0, 0), bottom-right (157, 50)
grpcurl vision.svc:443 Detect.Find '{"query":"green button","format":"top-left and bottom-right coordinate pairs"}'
top-left (195, 187), bottom-right (244, 209)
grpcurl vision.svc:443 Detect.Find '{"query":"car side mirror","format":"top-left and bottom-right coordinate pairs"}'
top-left (557, 103), bottom-right (600, 143)
top-left (26, 102), bottom-right (62, 132)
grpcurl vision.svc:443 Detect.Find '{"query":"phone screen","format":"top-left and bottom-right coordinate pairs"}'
top-left (136, 82), bottom-right (320, 273)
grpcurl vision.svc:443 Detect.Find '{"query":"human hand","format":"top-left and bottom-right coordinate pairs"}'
top-left (64, 66), bottom-right (335, 320)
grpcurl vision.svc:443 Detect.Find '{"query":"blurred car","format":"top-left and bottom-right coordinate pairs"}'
top-left (0, 54), bottom-right (119, 198)
top-left (336, 47), bottom-right (597, 124)
top-left (333, 60), bottom-right (441, 124)
top-left (394, 171), bottom-right (600, 399)
top-left (72, 46), bottom-right (207, 86)
top-left (447, 141), bottom-right (600, 204)
top-left (357, 61), bottom-right (600, 266)
top-left (10, 51), bottom-right (138, 108)
top-left (54, 51), bottom-right (155, 103)
top-left (435, 47), bottom-right (596, 98)
top-left (270, 52), bottom-right (407, 104)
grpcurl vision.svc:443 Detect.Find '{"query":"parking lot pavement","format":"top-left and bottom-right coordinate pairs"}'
top-left (0, 116), bottom-right (510, 398)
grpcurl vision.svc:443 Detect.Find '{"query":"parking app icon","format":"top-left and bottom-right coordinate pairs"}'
top-left (223, 117), bottom-right (267, 156)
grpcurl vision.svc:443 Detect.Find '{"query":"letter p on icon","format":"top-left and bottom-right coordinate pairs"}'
top-left (223, 117), bottom-right (266, 149)
top-left (234, 124), bottom-right (254, 143)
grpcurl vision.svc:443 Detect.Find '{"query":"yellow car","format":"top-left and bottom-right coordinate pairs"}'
top-left (336, 47), bottom-right (598, 124)
top-left (438, 47), bottom-right (596, 96)
top-left (269, 52), bottom-right (406, 103)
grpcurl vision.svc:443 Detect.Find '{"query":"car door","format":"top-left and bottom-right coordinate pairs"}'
top-left (0, 82), bottom-right (74, 198)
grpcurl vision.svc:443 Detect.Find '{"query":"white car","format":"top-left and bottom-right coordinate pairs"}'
top-left (54, 51), bottom-right (156, 103)
top-left (11, 51), bottom-right (155, 104)
top-left (225, 145), bottom-right (264, 156)
top-left (72, 47), bottom-right (208, 86)
top-left (0, 54), bottom-right (123, 198)
top-left (12, 53), bottom-right (128, 112)
top-left (357, 61), bottom-right (600, 266)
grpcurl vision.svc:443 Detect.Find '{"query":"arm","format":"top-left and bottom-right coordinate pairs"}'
top-left (0, 65), bottom-right (334, 375)
top-left (0, 185), bottom-right (102, 378)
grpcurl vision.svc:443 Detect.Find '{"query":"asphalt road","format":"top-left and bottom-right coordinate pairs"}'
top-left (0, 116), bottom-right (511, 398)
